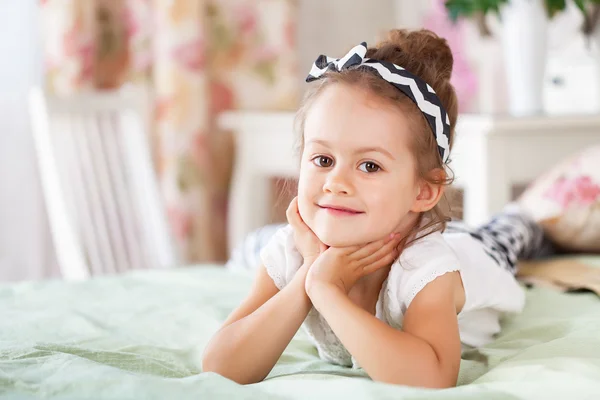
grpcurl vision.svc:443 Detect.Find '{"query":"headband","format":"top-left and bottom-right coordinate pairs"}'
top-left (306, 42), bottom-right (450, 164)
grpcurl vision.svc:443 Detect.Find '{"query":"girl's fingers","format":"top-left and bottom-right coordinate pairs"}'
top-left (286, 197), bottom-right (311, 233)
top-left (358, 234), bottom-right (402, 266)
top-left (334, 244), bottom-right (363, 256)
top-left (348, 233), bottom-right (399, 260)
top-left (362, 248), bottom-right (400, 275)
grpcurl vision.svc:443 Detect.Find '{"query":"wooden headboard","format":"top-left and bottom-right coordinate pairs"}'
top-left (219, 111), bottom-right (600, 255)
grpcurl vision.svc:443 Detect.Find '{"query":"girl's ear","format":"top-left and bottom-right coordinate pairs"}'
top-left (410, 169), bottom-right (445, 213)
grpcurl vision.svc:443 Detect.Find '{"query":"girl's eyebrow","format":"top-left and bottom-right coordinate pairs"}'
top-left (305, 139), bottom-right (331, 148)
top-left (353, 146), bottom-right (395, 161)
top-left (305, 139), bottom-right (396, 160)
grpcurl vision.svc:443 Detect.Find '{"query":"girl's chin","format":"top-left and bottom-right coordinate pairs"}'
top-left (308, 220), bottom-right (389, 247)
top-left (314, 227), bottom-right (400, 248)
top-left (314, 231), bottom-right (372, 248)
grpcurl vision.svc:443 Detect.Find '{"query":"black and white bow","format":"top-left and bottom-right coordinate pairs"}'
top-left (306, 42), bottom-right (451, 164)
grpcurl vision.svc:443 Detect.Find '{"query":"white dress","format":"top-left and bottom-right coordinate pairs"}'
top-left (260, 224), bottom-right (526, 368)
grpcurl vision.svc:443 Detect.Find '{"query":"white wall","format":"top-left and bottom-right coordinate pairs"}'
top-left (0, 0), bottom-right (58, 281)
top-left (296, 0), bottom-right (397, 91)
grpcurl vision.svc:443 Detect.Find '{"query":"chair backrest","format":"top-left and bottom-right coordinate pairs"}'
top-left (29, 87), bottom-right (178, 280)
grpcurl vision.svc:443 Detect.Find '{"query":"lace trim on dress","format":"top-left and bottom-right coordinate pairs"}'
top-left (407, 267), bottom-right (460, 306)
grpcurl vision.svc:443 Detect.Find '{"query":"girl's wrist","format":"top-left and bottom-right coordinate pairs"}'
top-left (302, 256), bottom-right (318, 267)
top-left (306, 281), bottom-right (343, 311)
top-left (291, 263), bottom-right (313, 305)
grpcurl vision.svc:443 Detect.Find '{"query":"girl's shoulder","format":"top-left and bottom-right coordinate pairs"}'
top-left (397, 231), bottom-right (460, 271)
top-left (386, 231), bottom-right (461, 311)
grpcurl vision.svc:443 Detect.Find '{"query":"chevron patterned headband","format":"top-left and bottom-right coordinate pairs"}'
top-left (306, 42), bottom-right (451, 164)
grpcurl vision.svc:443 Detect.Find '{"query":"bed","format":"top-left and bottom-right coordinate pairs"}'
top-left (3, 111), bottom-right (600, 399)
top-left (3, 257), bottom-right (600, 399)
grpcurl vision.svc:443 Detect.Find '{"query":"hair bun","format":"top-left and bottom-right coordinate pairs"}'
top-left (367, 29), bottom-right (454, 85)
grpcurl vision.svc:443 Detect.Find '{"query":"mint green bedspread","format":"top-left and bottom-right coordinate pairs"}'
top-left (2, 257), bottom-right (600, 399)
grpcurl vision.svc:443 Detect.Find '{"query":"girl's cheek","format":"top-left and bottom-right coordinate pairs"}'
top-left (297, 193), bottom-right (310, 218)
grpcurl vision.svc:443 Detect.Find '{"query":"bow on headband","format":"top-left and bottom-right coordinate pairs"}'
top-left (306, 42), bottom-right (451, 164)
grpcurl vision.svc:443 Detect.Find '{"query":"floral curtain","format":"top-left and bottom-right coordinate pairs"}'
top-left (40, 0), bottom-right (299, 263)
top-left (42, 0), bottom-right (96, 94)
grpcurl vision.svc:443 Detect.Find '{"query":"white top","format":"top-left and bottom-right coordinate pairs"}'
top-left (260, 225), bottom-right (525, 368)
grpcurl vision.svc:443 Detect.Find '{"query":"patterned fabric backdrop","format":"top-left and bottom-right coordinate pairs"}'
top-left (40, 0), bottom-right (299, 263)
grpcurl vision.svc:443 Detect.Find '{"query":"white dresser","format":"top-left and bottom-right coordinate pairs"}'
top-left (219, 111), bottom-right (600, 254)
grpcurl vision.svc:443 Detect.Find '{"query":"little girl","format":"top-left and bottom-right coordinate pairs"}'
top-left (203, 29), bottom-right (551, 388)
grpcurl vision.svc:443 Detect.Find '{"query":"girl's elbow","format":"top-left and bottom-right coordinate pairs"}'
top-left (202, 362), bottom-right (261, 385)
top-left (415, 371), bottom-right (458, 389)
top-left (420, 377), bottom-right (457, 389)
top-left (202, 354), bottom-right (264, 385)
top-left (205, 370), bottom-right (262, 385)
top-left (375, 378), bottom-right (455, 389)
top-left (201, 353), bottom-right (225, 379)
top-left (201, 350), bottom-right (236, 382)
top-left (201, 346), bottom-right (220, 374)
top-left (371, 370), bottom-right (457, 389)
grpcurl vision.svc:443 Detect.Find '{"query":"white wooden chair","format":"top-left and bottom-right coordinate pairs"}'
top-left (29, 87), bottom-right (178, 280)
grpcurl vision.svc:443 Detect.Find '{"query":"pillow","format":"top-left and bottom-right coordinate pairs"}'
top-left (225, 224), bottom-right (286, 271)
top-left (518, 146), bottom-right (600, 252)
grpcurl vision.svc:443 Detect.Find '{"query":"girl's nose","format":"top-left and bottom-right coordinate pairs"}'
top-left (323, 168), bottom-right (353, 196)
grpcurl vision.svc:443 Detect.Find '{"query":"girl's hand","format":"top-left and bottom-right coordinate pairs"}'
top-left (305, 234), bottom-right (401, 297)
top-left (286, 197), bottom-right (328, 265)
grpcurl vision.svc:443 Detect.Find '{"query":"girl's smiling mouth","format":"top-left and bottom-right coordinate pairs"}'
top-left (318, 204), bottom-right (365, 216)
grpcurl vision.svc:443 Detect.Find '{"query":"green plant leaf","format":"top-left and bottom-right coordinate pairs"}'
top-left (445, 0), bottom-right (475, 22)
top-left (573, 0), bottom-right (587, 14)
top-left (444, 0), bottom-right (594, 25)
top-left (546, 0), bottom-right (567, 18)
top-left (445, 0), bottom-right (510, 21)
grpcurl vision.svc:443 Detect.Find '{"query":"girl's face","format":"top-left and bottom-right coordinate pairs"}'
top-left (298, 83), bottom-right (423, 247)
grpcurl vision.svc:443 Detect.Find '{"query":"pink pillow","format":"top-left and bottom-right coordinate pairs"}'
top-left (518, 146), bottom-right (600, 252)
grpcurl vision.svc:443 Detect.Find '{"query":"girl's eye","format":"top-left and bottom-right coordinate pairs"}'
top-left (312, 156), bottom-right (333, 168)
top-left (359, 161), bottom-right (381, 173)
